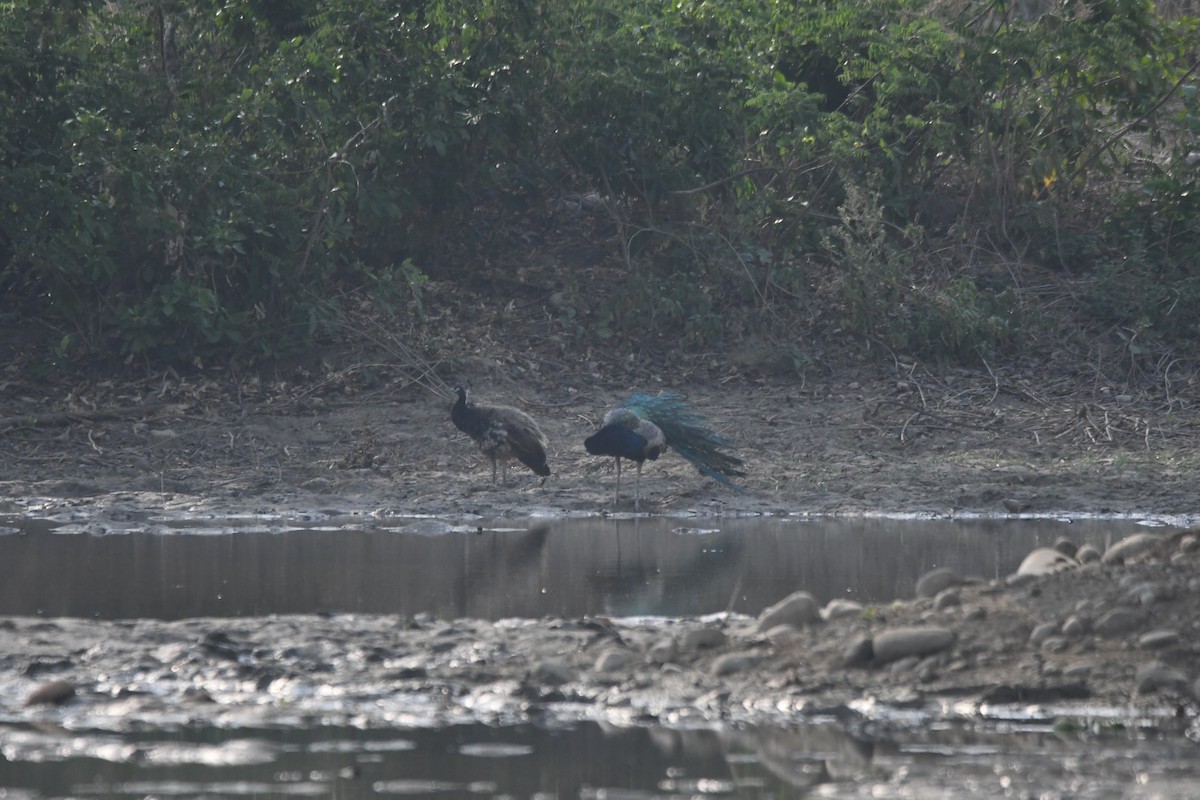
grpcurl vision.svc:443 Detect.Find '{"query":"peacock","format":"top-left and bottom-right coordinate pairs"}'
top-left (584, 391), bottom-right (745, 508)
top-left (451, 386), bottom-right (551, 484)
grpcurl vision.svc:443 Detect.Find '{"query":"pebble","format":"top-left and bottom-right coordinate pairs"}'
top-left (1053, 537), bottom-right (1078, 557)
top-left (915, 568), bottom-right (968, 598)
top-left (1137, 629), bottom-right (1180, 650)
top-left (842, 636), bottom-right (874, 668)
top-left (1040, 637), bottom-right (1069, 653)
top-left (1179, 534), bottom-right (1199, 554)
top-left (963, 606), bottom-right (987, 622)
top-left (1016, 547), bottom-right (1077, 577)
top-left (763, 624), bottom-right (804, 646)
top-left (888, 655), bottom-right (921, 672)
top-left (1125, 581), bottom-right (1168, 605)
top-left (682, 627), bottom-right (727, 650)
top-left (1061, 615), bottom-right (1088, 639)
top-left (647, 637), bottom-right (678, 665)
top-left (757, 591), bottom-right (820, 632)
top-left (24, 680), bottom-right (76, 706)
top-left (710, 653), bottom-right (758, 677)
top-left (1030, 622), bottom-right (1059, 645)
top-left (872, 626), bottom-right (956, 664)
top-left (1094, 607), bottom-right (1142, 636)
top-left (1101, 533), bottom-right (1164, 565)
top-left (1135, 663), bottom-right (1191, 696)
top-left (934, 590), bottom-right (961, 610)
top-left (1063, 662), bottom-right (1094, 679)
top-left (1076, 544), bottom-right (1102, 564)
top-left (531, 660), bottom-right (575, 686)
top-left (821, 599), bottom-right (864, 621)
top-left (594, 648), bottom-right (635, 673)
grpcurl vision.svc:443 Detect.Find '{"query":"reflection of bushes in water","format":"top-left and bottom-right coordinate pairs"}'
top-left (2, 0), bottom-right (1198, 365)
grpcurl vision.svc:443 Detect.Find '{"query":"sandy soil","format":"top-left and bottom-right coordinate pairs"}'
top-left (3, 345), bottom-right (1198, 522)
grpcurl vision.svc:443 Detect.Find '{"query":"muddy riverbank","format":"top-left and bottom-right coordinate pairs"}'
top-left (4, 338), bottom-right (1200, 732)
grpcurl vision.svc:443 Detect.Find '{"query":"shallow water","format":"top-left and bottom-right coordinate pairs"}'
top-left (0, 513), bottom-right (1146, 619)
top-left (1, 714), bottom-right (1196, 799)
top-left (2, 511), bottom-right (1196, 798)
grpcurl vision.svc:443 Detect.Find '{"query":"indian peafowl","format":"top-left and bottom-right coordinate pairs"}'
top-left (451, 386), bottom-right (551, 484)
top-left (584, 391), bottom-right (745, 508)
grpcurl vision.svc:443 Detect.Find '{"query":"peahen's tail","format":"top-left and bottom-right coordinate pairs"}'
top-left (624, 392), bottom-right (746, 487)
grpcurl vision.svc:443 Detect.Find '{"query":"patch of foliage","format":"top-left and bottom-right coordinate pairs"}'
top-left (0, 0), bottom-right (1197, 368)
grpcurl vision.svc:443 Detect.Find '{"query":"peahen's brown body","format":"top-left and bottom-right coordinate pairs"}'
top-left (451, 386), bottom-right (550, 483)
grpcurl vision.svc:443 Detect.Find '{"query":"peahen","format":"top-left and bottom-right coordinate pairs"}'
top-left (451, 386), bottom-right (551, 484)
top-left (584, 391), bottom-right (744, 508)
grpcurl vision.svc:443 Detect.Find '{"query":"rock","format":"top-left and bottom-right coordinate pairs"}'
top-left (1063, 662), bottom-right (1094, 679)
top-left (1101, 533), bottom-right (1165, 565)
top-left (1040, 637), bottom-right (1069, 653)
top-left (531, 660), bottom-right (575, 686)
top-left (1030, 622), bottom-right (1059, 645)
top-left (647, 637), bottom-right (677, 665)
top-left (1126, 582), bottom-right (1166, 605)
top-left (24, 680), bottom-right (76, 706)
top-left (872, 627), bottom-right (956, 664)
top-left (915, 568), bottom-right (967, 598)
top-left (963, 606), bottom-right (987, 622)
top-left (1002, 498), bottom-right (1025, 514)
top-left (1179, 534), bottom-right (1199, 554)
top-left (934, 590), bottom-right (961, 610)
top-left (711, 653), bottom-right (758, 677)
top-left (1137, 629), bottom-right (1180, 650)
top-left (1135, 664), bottom-right (1191, 696)
top-left (682, 627), bottom-right (727, 650)
top-left (821, 599), bottom-right (864, 621)
top-left (595, 648), bottom-right (634, 673)
top-left (1053, 537), bottom-right (1078, 557)
top-left (842, 636), bottom-right (874, 668)
top-left (1076, 544), bottom-right (1102, 564)
top-left (1016, 547), bottom-right (1077, 577)
top-left (1094, 607), bottom-right (1142, 636)
top-left (1061, 615), bottom-right (1088, 639)
top-left (757, 591), bottom-right (820, 632)
top-left (763, 624), bottom-right (803, 646)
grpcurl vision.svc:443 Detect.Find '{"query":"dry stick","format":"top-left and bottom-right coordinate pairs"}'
top-left (981, 357), bottom-right (1001, 405)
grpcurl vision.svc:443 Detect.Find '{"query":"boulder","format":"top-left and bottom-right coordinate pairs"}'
top-left (872, 626), bottom-right (956, 664)
top-left (1016, 547), bottom-right (1077, 577)
top-left (757, 591), bottom-right (820, 632)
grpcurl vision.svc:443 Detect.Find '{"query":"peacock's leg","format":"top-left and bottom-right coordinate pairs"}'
top-left (634, 462), bottom-right (643, 511)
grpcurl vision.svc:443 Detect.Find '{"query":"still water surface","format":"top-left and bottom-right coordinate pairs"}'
top-left (1, 512), bottom-right (1194, 798)
top-left (0, 514), bottom-right (1140, 619)
top-left (1, 714), bottom-right (1196, 799)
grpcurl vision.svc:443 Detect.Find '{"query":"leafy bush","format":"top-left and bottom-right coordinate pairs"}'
top-left (1, 0), bottom-right (1198, 368)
